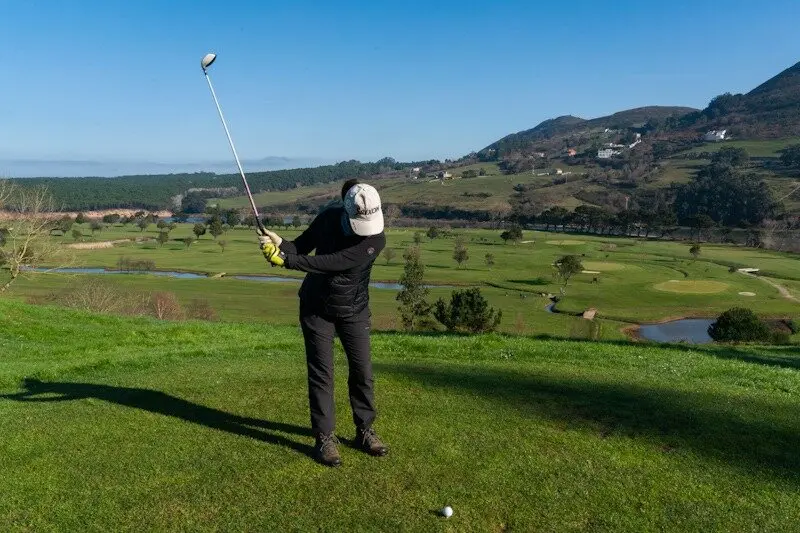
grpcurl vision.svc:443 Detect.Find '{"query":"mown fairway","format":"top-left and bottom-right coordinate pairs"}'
top-left (6, 223), bottom-right (798, 341)
top-left (1, 300), bottom-right (799, 531)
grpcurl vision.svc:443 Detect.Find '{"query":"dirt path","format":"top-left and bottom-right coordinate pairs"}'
top-left (742, 273), bottom-right (799, 303)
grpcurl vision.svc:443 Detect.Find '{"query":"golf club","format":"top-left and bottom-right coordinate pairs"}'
top-left (201, 53), bottom-right (267, 234)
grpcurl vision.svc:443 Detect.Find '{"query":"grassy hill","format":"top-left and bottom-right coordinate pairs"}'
top-left (1, 299), bottom-right (799, 531)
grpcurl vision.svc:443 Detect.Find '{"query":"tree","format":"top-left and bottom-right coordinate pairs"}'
top-left (57, 215), bottom-right (74, 233)
top-left (157, 231), bottom-right (169, 247)
top-left (383, 248), bottom-right (396, 265)
top-left (182, 191), bottom-right (208, 214)
top-left (453, 238), bottom-right (469, 268)
top-left (137, 218), bottom-right (149, 232)
top-left (75, 212), bottom-right (87, 225)
top-left (217, 240), bottom-right (228, 253)
top-left (708, 308), bottom-right (771, 343)
top-left (689, 244), bottom-right (701, 259)
top-left (243, 214), bottom-right (257, 229)
top-left (433, 288), bottom-right (502, 333)
top-left (711, 147), bottom-right (749, 168)
top-left (102, 213), bottom-right (121, 225)
top-left (90, 220), bottom-right (104, 235)
top-left (193, 223), bottom-right (207, 239)
top-left (779, 144), bottom-right (800, 167)
top-left (0, 182), bottom-right (64, 293)
top-left (71, 228), bottom-right (83, 242)
top-left (396, 246), bottom-right (432, 330)
top-left (183, 236), bottom-right (195, 249)
top-left (168, 222), bottom-right (177, 233)
top-left (426, 226), bottom-right (440, 240)
top-left (209, 218), bottom-right (224, 239)
top-left (413, 231), bottom-right (423, 245)
top-left (226, 210), bottom-right (241, 228)
top-left (292, 216), bottom-right (302, 228)
top-left (157, 220), bottom-right (167, 231)
top-left (485, 253), bottom-right (495, 267)
top-left (675, 164), bottom-right (778, 227)
top-left (555, 255), bottom-right (583, 287)
top-left (500, 224), bottom-right (523, 244)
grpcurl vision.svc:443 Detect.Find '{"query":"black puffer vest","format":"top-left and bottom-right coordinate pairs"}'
top-left (297, 208), bottom-right (385, 318)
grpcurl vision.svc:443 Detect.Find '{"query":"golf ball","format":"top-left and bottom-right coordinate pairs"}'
top-left (442, 506), bottom-right (453, 518)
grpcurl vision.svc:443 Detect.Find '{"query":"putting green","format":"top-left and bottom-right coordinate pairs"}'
top-left (582, 261), bottom-right (627, 272)
top-left (653, 280), bottom-right (730, 294)
top-left (546, 240), bottom-right (586, 246)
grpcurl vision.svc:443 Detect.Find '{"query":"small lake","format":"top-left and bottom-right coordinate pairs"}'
top-left (638, 319), bottom-right (714, 344)
top-left (25, 267), bottom-right (451, 291)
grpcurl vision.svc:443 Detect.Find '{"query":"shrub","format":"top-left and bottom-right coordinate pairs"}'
top-left (53, 279), bottom-right (148, 316)
top-left (708, 307), bottom-right (771, 343)
top-left (786, 319), bottom-right (799, 335)
top-left (186, 299), bottom-right (218, 321)
top-left (150, 292), bottom-right (184, 320)
top-left (433, 288), bottom-right (502, 333)
top-left (771, 331), bottom-right (791, 345)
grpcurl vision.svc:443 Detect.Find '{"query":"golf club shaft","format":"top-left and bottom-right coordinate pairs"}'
top-left (203, 71), bottom-right (266, 234)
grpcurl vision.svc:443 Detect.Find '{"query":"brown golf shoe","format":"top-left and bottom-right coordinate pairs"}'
top-left (356, 427), bottom-right (389, 457)
top-left (314, 433), bottom-right (342, 467)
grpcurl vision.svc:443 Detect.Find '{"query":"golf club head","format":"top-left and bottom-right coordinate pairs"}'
top-left (201, 53), bottom-right (217, 71)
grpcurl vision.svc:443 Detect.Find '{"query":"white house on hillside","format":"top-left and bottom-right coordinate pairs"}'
top-left (597, 148), bottom-right (621, 159)
top-left (704, 129), bottom-right (727, 141)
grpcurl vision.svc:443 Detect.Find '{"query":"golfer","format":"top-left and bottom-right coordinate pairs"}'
top-left (258, 180), bottom-right (388, 467)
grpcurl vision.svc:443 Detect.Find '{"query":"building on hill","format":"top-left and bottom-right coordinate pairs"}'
top-left (597, 148), bottom-right (621, 159)
top-left (566, 148), bottom-right (577, 157)
top-left (704, 129), bottom-right (727, 141)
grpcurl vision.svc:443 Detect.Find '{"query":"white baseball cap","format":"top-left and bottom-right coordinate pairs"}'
top-left (344, 183), bottom-right (384, 236)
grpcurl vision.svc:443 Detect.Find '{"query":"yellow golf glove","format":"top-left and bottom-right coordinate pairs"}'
top-left (260, 242), bottom-right (286, 267)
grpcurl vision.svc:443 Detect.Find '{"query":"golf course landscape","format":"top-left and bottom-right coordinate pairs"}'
top-left (5, 3), bottom-right (800, 530)
top-left (4, 222), bottom-right (798, 340)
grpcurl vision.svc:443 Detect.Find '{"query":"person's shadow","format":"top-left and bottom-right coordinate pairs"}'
top-left (1, 378), bottom-right (314, 458)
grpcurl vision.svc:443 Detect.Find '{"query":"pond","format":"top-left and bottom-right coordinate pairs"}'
top-left (638, 319), bottom-right (714, 344)
top-left (24, 268), bottom-right (452, 291)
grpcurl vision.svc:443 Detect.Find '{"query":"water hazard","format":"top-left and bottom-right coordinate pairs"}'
top-left (637, 319), bottom-right (714, 344)
top-left (24, 267), bottom-right (451, 291)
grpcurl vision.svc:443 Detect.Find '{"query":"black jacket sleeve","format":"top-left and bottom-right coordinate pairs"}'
top-left (279, 215), bottom-right (321, 256)
top-left (283, 233), bottom-right (385, 274)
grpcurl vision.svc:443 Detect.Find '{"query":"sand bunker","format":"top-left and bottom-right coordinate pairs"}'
top-left (653, 280), bottom-right (729, 294)
top-left (738, 292), bottom-right (756, 297)
top-left (582, 270), bottom-right (601, 274)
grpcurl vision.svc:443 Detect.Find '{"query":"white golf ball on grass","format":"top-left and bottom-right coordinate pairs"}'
top-left (441, 506), bottom-right (453, 518)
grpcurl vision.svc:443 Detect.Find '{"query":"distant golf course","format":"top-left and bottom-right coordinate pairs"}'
top-left (4, 222), bottom-right (798, 342)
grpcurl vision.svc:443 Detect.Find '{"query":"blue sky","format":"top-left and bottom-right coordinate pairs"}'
top-left (1, 0), bottom-right (799, 171)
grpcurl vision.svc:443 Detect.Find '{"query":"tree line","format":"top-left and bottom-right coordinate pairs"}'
top-left (6, 158), bottom-right (420, 211)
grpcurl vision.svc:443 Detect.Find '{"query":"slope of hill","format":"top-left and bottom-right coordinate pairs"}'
top-left (483, 106), bottom-right (697, 156)
top-left (1, 299), bottom-right (799, 531)
top-left (678, 60), bottom-right (800, 138)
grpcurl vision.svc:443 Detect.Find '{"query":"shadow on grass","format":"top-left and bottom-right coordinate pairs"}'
top-left (1, 378), bottom-right (314, 458)
top-left (375, 362), bottom-right (800, 483)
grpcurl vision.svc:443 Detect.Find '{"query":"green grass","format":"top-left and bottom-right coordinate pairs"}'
top-left (214, 162), bottom-right (595, 213)
top-left (1, 299), bottom-right (799, 531)
top-left (12, 225), bottom-right (800, 336)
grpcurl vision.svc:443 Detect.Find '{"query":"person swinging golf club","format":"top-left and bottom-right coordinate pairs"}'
top-left (258, 180), bottom-right (388, 467)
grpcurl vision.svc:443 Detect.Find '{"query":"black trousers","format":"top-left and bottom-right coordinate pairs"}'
top-left (299, 306), bottom-right (376, 435)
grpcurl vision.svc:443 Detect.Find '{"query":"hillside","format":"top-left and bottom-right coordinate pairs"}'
top-left (483, 106), bottom-right (697, 155)
top-left (1, 299), bottom-right (799, 531)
